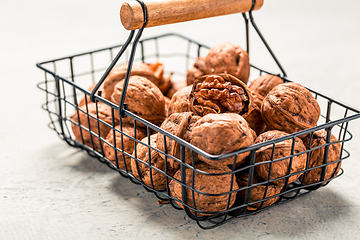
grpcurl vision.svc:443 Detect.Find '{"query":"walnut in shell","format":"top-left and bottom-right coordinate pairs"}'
top-left (261, 82), bottom-right (321, 134)
top-left (189, 74), bottom-right (254, 117)
top-left (255, 130), bottom-right (307, 185)
top-left (204, 42), bottom-right (250, 84)
top-left (156, 112), bottom-right (200, 169)
top-left (169, 162), bottom-right (239, 216)
top-left (111, 75), bottom-right (166, 126)
top-left (190, 113), bottom-right (256, 168)
top-left (131, 134), bottom-right (177, 190)
top-left (103, 124), bottom-right (146, 171)
top-left (300, 130), bottom-right (342, 185)
top-left (249, 74), bottom-right (284, 98)
top-left (71, 102), bottom-right (117, 151)
top-left (103, 62), bottom-right (161, 100)
top-left (236, 172), bottom-right (283, 210)
top-left (168, 85), bottom-right (192, 115)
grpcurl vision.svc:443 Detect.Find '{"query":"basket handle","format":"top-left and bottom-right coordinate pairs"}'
top-left (120, 0), bottom-right (264, 30)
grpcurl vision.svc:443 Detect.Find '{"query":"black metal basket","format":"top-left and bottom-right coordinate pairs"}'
top-left (36, 1), bottom-right (360, 230)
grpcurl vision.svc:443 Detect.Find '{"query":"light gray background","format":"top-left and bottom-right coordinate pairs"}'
top-left (1, 0), bottom-right (360, 239)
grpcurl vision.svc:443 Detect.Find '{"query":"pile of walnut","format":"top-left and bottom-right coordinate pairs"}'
top-left (71, 42), bottom-right (342, 215)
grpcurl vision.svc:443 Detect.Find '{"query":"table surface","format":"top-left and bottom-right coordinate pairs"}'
top-left (1, 0), bottom-right (360, 239)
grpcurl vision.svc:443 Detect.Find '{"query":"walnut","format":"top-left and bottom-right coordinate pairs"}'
top-left (261, 82), bottom-right (321, 134)
top-left (244, 90), bottom-right (266, 135)
top-left (111, 76), bottom-right (166, 126)
top-left (103, 62), bottom-right (161, 100)
top-left (236, 172), bottom-right (283, 210)
top-left (168, 85), bottom-right (192, 115)
top-left (131, 134), bottom-right (177, 190)
top-left (204, 42), bottom-right (250, 84)
top-left (189, 74), bottom-right (254, 117)
top-left (255, 130), bottom-right (307, 185)
top-left (300, 130), bottom-right (342, 185)
top-left (156, 112), bottom-right (200, 169)
top-left (103, 124), bottom-right (146, 171)
top-left (71, 102), bottom-right (117, 151)
top-left (186, 57), bottom-right (207, 86)
top-left (249, 74), bottom-right (284, 98)
top-left (190, 113), bottom-right (256, 168)
top-left (169, 162), bottom-right (239, 216)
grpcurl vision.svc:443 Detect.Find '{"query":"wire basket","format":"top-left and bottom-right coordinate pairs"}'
top-left (36, 0), bottom-right (360, 229)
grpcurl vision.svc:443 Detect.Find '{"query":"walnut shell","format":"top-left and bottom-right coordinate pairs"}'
top-left (71, 102), bottom-right (117, 151)
top-left (236, 172), bottom-right (283, 210)
top-left (158, 74), bottom-right (173, 95)
top-left (300, 130), bottom-right (342, 185)
top-left (249, 74), bottom-right (284, 98)
top-left (103, 124), bottom-right (146, 171)
top-left (244, 90), bottom-right (266, 136)
top-left (131, 134), bottom-right (177, 190)
top-left (204, 42), bottom-right (250, 84)
top-left (111, 76), bottom-right (166, 126)
top-left (169, 162), bottom-right (239, 216)
top-left (186, 56), bottom-right (207, 86)
top-left (156, 112), bottom-right (199, 169)
top-left (168, 85), bottom-right (192, 115)
top-left (149, 62), bottom-right (173, 94)
top-left (261, 82), bottom-right (321, 134)
top-left (190, 113), bottom-right (256, 168)
top-left (189, 74), bottom-right (254, 118)
top-left (255, 130), bottom-right (307, 185)
top-left (103, 62), bottom-right (161, 100)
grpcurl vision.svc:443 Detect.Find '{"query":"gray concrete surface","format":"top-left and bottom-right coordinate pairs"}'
top-left (1, 0), bottom-right (360, 239)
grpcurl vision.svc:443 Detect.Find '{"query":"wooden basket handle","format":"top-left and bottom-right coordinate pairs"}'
top-left (120, 0), bottom-right (264, 30)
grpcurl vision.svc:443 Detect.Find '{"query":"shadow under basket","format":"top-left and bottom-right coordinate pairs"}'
top-left (36, 32), bottom-right (360, 229)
